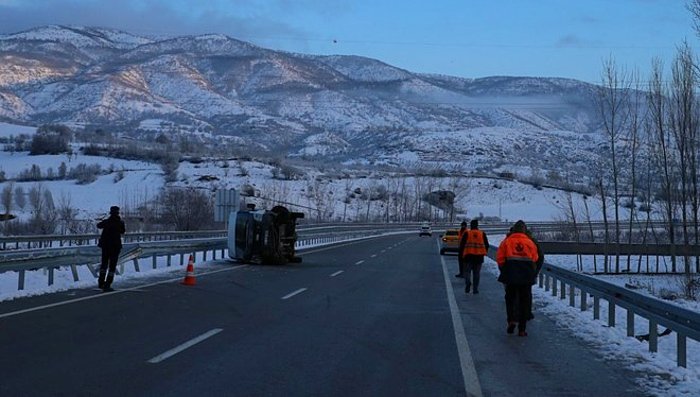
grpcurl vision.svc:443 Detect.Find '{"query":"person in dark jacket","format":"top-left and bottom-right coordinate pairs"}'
top-left (455, 221), bottom-right (468, 278)
top-left (525, 228), bottom-right (544, 320)
top-left (496, 220), bottom-right (539, 336)
top-left (458, 219), bottom-right (489, 294)
top-left (97, 206), bottom-right (126, 291)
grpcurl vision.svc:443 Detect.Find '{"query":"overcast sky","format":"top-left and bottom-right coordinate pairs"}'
top-left (0, 0), bottom-right (697, 83)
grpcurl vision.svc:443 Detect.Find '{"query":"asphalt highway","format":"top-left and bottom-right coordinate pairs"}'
top-left (0, 235), bottom-right (643, 396)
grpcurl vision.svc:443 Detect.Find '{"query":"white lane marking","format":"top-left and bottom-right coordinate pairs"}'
top-left (371, 254), bottom-right (377, 258)
top-left (147, 328), bottom-right (223, 364)
top-left (281, 288), bottom-right (308, 300)
top-left (329, 270), bottom-right (344, 278)
top-left (381, 250), bottom-right (386, 253)
top-left (387, 247), bottom-right (393, 250)
top-left (0, 266), bottom-right (247, 320)
top-left (437, 240), bottom-right (483, 397)
top-left (355, 260), bottom-right (365, 265)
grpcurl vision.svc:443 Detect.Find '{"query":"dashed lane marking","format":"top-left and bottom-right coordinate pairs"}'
top-left (355, 260), bottom-right (365, 265)
top-left (330, 270), bottom-right (344, 277)
top-left (281, 288), bottom-right (308, 300)
top-left (147, 328), bottom-right (223, 364)
top-left (371, 254), bottom-right (377, 258)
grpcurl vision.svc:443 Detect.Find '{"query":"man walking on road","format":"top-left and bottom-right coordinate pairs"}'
top-left (458, 219), bottom-right (489, 294)
top-left (496, 220), bottom-right (539, 336)
top-left (455, 221), bottom-right (468, 278)
top-left (97, 206), bottom-right (126, 292)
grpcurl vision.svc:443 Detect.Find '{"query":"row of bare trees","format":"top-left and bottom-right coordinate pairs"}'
top-left (572, 41), bottom-right (700, 275)
top-left (252, 175), bottom-right (473, 223)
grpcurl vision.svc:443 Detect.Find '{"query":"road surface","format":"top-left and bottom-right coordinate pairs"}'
top-left (0, 235), bottom-right (644, 396)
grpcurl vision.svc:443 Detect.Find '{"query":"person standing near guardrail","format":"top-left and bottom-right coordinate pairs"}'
top-left (458, 219), bottom-right (489, 294)
top-left (455, 221), bottom-right (468, 278)
top-left (525, 228), bottom-right (544, 320)
top-left (97, 206), bottom-right (126, 292)
top-left (496, 220), bottom-right (539, 336)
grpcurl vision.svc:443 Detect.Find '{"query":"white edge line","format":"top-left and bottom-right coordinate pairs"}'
top-left (437, 240), bottom-right (483, 397)
top-left (281, 288), bottom-right (308, 300)
top-left (329, 270), bottom-right (344, 277)
top-left (0, 265), bottom-right (248, 320)
top-left (147, 328), bottom-right (223, 364)
top-left (355, 260), bottom-right (365, 265)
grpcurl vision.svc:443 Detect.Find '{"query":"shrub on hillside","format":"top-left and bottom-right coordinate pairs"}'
top-left (68, 163), bottom-right (102, 184)
top-left (29, 125), bottom-right (72, 155)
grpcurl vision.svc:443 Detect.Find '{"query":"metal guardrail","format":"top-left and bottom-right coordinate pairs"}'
top-left (0, 230), bottom-right (228, 250)
top-left (0, 226), bottom-right (418, 291)
top-left (539, 241), bottom-right (700, 257)
top-left (0, 220), bottom-right (628, 251)
top-left (487, 245), bottom-right (700, 368)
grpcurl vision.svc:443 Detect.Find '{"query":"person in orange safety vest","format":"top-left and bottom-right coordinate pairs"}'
top-left (458, 219), bottom-right (489, 294)
top-left (496, 220), bottom-right (539, 337)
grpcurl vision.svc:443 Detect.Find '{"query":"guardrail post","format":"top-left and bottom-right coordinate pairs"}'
top-left (580, 290), bottom-right (587, 311)
top-left (167, 255), bottom-right (172, 267)
top-left (593, 296), bottom-right (600, 320)
top-left (203, 250), bottom-right (208, 261)
top-left (569, 285), bottom-right (575, 307)
top-left (649, 319), bottom-right (658, 352)
top-left (626, 309), bottom-right (635, 337)
top-left (678, 333), bottom-right (687, 368)
top-left (152, 255), bottom-right (157, 270)
top-left (48, 267), bottom-right (54, 286)
top-left (18, 270), bottom-right (25, 290)
top-left (608, 301), bottom-right (616, 327)
top-left (70, 264), bottom-right (79, 282)
top-left (552, 277), bottom-right (558, 296)
top-left (213, 250), bottom-right (217, 260)
top-left (560, 281), bottom-right (566, 299)
top-left (132, 258), bottom-right (139, 273)
top-left (544, 275), bottom-right (550, 292)
top-left (180, 254), bottom-right (184, 266)
top-left (538, 273), bottom-right (544, 288)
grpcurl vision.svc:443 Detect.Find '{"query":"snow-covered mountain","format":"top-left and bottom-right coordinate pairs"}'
top-left (0, 25), bottom-right (604, 169)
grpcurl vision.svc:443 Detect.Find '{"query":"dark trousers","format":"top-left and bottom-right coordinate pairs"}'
top-left (505, 284), bottom-right (532, 331)
top-left (464, 262), bottom-right (482, 292)
top-left (99, 248), bottom-right (120, 287)
top-left (457, 255), bottom-right (465, 275)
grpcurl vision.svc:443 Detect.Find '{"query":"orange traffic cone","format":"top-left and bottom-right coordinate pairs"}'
top-left (182, 254), bottom-right (196, 286)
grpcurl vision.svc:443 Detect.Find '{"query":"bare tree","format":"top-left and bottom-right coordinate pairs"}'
top-left (158, 188), bottom-right (214, 230)
top-left (1, 183), bottom-right (13, 215)
top-left (14, 185), bottom-right (25, 210)
top-left (667, 42), bottom-right (699, 275)
top-left (597, 57), bottom-right (631, 273)
top-left (648, 58), bottom-right (679, 272)
top-left (624, 70), bottom-right (646, 271)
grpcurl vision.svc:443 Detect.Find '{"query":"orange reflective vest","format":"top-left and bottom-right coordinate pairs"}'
top-left (457, 227), bottom-right (466, 242)
top-left (496, 232), bottom-right (539, 268)
top-left (461, 229), bottom-right (487, 256)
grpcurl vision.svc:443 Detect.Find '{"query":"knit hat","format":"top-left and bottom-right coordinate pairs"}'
top-left (512, 220), bottom-right (527, 233)
top-left (470, 219), bottom-right (479, 228)
top-left (109, 206), bottom-right (120, 215)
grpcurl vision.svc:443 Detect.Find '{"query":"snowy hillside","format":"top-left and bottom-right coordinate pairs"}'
top-left (0, 26), bottom-right (607, 176)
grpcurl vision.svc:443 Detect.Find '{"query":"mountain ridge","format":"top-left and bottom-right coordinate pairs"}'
top-left (0, 25), bottom-right (606, 175)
